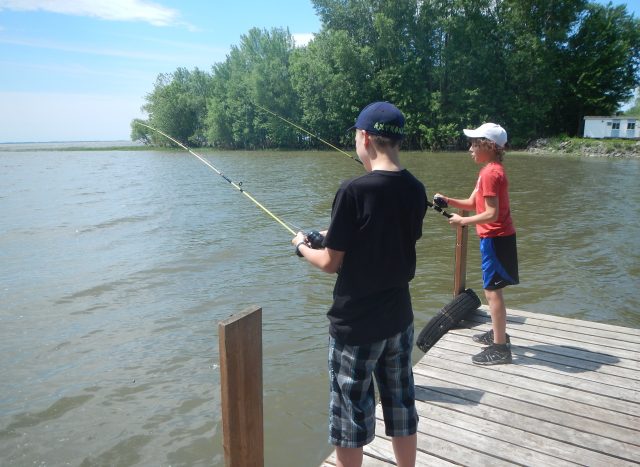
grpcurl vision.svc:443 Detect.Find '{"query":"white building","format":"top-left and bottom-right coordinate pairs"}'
top-left (583, 116), bottom-right (639, 139)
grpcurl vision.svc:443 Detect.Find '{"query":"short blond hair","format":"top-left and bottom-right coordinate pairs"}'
top-left (472, 137), bottom-right (505, 162)
top-left (369, 134), bottom-right (402, 150)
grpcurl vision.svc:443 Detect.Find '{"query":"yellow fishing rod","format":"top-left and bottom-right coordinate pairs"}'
top-left (135, 122), bottom-right (297, 235)
top-left (253, 103), bottom-right (362, 165)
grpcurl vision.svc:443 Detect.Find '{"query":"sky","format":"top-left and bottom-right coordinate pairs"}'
top-left (0, 0), bottom-right (321, 142)
top-left (0, 0), bottom-right (638, 143)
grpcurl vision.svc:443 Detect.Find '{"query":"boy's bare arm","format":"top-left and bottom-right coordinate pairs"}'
top-left (435, 190), bottom-right (476, 211)
top-left (292, 232), bottom-right (344, 274)
top-left (301, 247), bottom-right (344, 274)
top-left (449, 196), bottom-right (499, 226)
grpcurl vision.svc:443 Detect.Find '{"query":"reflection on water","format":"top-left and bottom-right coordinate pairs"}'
top-left (1, 148), bottom-right (638, 465)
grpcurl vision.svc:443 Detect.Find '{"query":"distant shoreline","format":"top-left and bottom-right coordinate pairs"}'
top-left (0, 141), bottom-right (145, 151)
top-left (3, 138), bottom-right (639, 159)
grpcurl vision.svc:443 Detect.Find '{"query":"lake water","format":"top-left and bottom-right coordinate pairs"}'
top-left (1, 145), bottom-right (639, 466)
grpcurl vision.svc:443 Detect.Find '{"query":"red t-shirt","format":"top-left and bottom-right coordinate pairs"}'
top-left (474, 162), bottom-right (515, 238)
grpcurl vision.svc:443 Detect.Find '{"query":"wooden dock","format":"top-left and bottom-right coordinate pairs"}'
top-left (321, 306), bottom-right (640, 466)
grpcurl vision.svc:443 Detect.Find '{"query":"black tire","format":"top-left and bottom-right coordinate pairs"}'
top-left (416, 289), bottom-right (481, 352)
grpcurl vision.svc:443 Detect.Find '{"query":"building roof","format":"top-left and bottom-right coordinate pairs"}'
top-left (583, 116), bottom-right (637, 120)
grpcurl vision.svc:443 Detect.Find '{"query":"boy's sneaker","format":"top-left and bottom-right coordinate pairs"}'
top-left (472, 329), bottom-right (510, 346)
top-left (472, 344), bottom-right (512, 365)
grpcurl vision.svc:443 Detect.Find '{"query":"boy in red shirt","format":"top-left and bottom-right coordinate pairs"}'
top-left (435, 123), bottom-right (519, 365)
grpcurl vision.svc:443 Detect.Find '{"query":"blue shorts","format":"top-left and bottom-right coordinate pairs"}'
top-left (480, 234), bottom-right (519, 290)
top-left (328, 324), bottom-right (418, 448)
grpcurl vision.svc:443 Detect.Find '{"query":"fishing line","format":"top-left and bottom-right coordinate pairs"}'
top-left (135, 122), bottom-right (298, 235)
top-left (253, 104), bottom-right (452, 218)
top-left (253, 103), bottom-right (363, 165)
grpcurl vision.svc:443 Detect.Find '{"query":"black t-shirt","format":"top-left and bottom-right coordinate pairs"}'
top-left (323, 169), bottom-right (427, 345)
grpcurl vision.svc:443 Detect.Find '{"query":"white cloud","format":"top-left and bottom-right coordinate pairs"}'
top-left (0, 0), bottom-right (180, 27)
top-left (292, 33), bottom-right (314, 47)
top-left (0, 38), bottom-right (215, 63)
top-left (0, 36), bottom-right (183, 61)
top-left (0, 59), bottom-right (150, 81)
top-left (0, 91), bottom-right (146, 142)
top-left (0, 36), bottom-right (226, 66)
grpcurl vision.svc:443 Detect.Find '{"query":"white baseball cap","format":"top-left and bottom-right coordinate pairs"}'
top-left (463, 123), bottom-right (507, 148)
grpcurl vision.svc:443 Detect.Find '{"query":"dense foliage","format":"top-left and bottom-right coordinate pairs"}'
top-left (131, 0), bottom-right (640, 149)
top-left (625, 92), bottom-right (640, 116)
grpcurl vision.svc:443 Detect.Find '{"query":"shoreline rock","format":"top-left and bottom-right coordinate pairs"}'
top-left (526, 138), bottom-right (640, 159)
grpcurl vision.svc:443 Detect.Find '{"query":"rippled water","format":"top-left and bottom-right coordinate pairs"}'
top-left (1, 147), bottom-right (638, 466)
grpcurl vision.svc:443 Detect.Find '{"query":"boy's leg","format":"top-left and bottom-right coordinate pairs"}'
top-left (374, 325), bottom-right (418, 465)
top-left (391, 433), bottom-right (417, 467)
top-left (328, 337), bottom-right (380, 457)
top-left (484, 288), bottom-right (507, 344)
top-left (479, 235), bottom-right (518, 345)
top-left (335, 446), bottom-right (363, 467)
top-left (473, 236), bottom-right (516, 364)
top-left (334, 436), bottom-right (415, 467)
top-left (472, 288), bottom-right (511, 365)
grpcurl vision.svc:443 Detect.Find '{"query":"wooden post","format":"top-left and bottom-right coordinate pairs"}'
top-left (453, 210), bottom-right (469, 297)
top-left (218, 306), bottom-right (264, 467)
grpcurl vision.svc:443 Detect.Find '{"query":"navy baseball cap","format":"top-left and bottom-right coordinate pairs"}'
top-left (349, 102), bottom-right (405, 139)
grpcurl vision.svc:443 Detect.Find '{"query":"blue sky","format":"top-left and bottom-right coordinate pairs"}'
top-left (0, 0), bottom-right (637, 142)
top-left (0, 0), bottom-right (320, 142)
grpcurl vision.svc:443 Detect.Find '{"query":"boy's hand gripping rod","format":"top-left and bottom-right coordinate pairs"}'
top-left (430, 196), bottom-right (452, 218)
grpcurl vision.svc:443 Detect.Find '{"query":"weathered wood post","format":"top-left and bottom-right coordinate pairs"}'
top-left (218, 305), bottom-right (264, 467)
top-left (453, 210), bottom-right (469, 296)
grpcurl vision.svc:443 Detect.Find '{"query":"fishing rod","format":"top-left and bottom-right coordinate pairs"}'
top-left (253, 103), bottom-right (362, 165)
top-left (135, 121), bottom-right (298, 235)
top-left (253, 103), bottom-right (453, 219)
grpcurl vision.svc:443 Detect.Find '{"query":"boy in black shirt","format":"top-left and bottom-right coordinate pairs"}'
top-left (293, 102), bottom-right (427, 467)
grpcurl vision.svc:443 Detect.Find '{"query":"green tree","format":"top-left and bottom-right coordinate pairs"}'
top-left (309, 0), bottom-right (442, 147)
top-left (496, 0), bottom-right (587, 144)
top-left (289, 29), bottom-right (374, 148)
top-left (130, 118), bottom-right (151, 144)
top-left (624, 89), bottom-right (640, 116)
top-left (141, 67), bottom-right (212, 146)
top-left (556, 3), bottom-right (640, 135)
top-left (133, 0), bottom-right (640, 149)
top-left (313, 0), bottom-right (379, 47)
top-left (248, 28), bottom-right (301, 147)
top-left (205, 27), bottom-right (299, 148)
top-left (425, 0), bottom-right (506, 148)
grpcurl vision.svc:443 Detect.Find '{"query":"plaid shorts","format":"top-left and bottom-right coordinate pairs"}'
top-left (328, 324), bottom-right (418, 448)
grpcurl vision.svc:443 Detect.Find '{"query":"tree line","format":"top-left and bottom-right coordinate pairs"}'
top-left (131, 0), bottom-right (640, 150)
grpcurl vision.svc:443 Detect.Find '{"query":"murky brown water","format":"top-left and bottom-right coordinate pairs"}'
top-left (1, 146), bottom-right (638, 465)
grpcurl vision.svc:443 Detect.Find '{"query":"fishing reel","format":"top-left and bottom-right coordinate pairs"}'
top-left (433, 195), bottom-right (448, 209)
top-left (295, 230), bottom-right (325, 257)
top-left (430, 195), bottom-right (452, 218)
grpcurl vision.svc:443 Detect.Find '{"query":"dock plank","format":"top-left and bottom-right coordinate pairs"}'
top-left (435, 336), bottom-right (640, 403)
top-left (415, 400), bottom-right (623, 465)
top-left (484, 306), bottom-right (640, 337)
top-left (417, 355), bottom-right (639, 426)
top-left (413, 384), bottom-right (639, 463)
top-left (320, 308), bottom-right (640, 466)
top-left (447, 330), bottom-right (640, 382)
top-left (414, 367), bottom-right (640, 446)
top-left (462, 320), bottom-right (639, 366)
